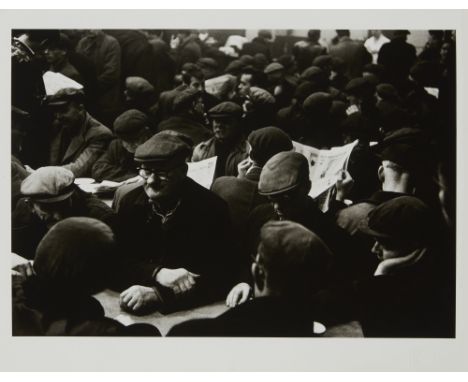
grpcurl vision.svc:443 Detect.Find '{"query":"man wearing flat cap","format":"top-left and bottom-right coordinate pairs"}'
top-left (355, 196), bottom-right (452, 337)
top-left (12, 217), bottom-right (160, 336)
top-left (169, 220), bottom-right (333, 337)
top-left (123, 76), bottom-right (159, 128)
top-left (12, 166), bottom-right (115, 260)
top-left (192, 101), bottom-right (249, 178)
top-left (234, 151), bottom-right (354, 311)
top-left (264, 62), bottom-right (296, 109)
top-left (114, 132), bottom-right (235, 314)
top-left (92, 109), bottom-right (152, 182)
top-left (47, 87), bottom-right (113, 178)
top-left (158, 88), bottom-right (212, 146)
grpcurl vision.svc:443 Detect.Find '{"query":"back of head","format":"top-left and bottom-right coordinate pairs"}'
top-left (307, 29), bottom-right (321, 42)
top-left (247, 126), bottom-right (293, 167)
top-left (336, 30), bottom-right (350, 38)
top-left (258, 220), bottom-right (333, 298)
top-left (173, 88), bottom-right (202, 114)
top-left (258, 30), bottom-right (273, 40)
top-left (33, 217), bottom-right (115, 295)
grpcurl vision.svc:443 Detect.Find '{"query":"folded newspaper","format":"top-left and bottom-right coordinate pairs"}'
top-left (293, 140), bottom-right (358, 199)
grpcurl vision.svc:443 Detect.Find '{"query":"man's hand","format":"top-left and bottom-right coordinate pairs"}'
top-left (24, 165), bottom-right (35, 174)
top-left (155, 268), bottom-right (200, 295)
top-left (122, 175), bottom-right (143, 185)
top-left (335, 170), bottom-right (354, 202)
top-left (237, 157), bottom-right (253, 178)
top-left (119, 285), bottom-right (159, 313)
top-left (12, 261), bottom-right (35, 278)
top-left (226, 282), bottom-right (252, 308)
top-left (346, 104), bottom-right (360, 116)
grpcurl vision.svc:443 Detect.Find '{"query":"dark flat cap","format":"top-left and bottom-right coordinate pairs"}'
top-left (181, 62), bottom-right (202, 75)
top-left (208, 101), bottom-right (243, 119)
top-left (34, 217), bottom-right (114, 295)
top-left (358, 195), bottom-right (433, 243)
top-left (21, 166), bottom-right (75, 203)
top-left (258, 151), bottom-right (309, 196)
top-left (259, 220), bottom-right (333, 272)
top-left (302, 92), bottom-right (333, 115)
top-left (47, 87), bottom-right (85, 106)
top-left (125, 76), bottom-right (155, 96)
top-left (264, 62), bottom-right (284, 74)
top-left (294, 81), bottom-right (318, 103)
top-left (248, 126), bottom-right (293, 166)
top-left (134, 131), bottom-right (191, 168)
top-left (173, 88), bottom-right (202, 113)
top-left (376, 83), bottom-right (399, 101)
top-left (312, 55), bottom-right (332, 68)
top-left (197, 57), bottom-right (219, 69)
top-left (113, 109), bottom-right (149, 139)
top-left (239, 54), bottom-right (255, 66)
top-left (225, 60), bottom-right (245, 74)
top-left (300, 66), bottom-right (325, 83)
top-left (345, 77), bottom-right (374, 97)
top-left (253, 53), bottom-right (268, 69)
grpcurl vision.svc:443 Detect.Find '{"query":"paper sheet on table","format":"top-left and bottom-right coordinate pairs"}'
top-left (188, 156), bottom-right (217, 190)
top-left (424, 87), bottom-right (439, 99)
top-left (43, 71), bottom-right (83, 96)
top-left (204, 74), bottom-right (233, 96)
top-left (293, 140), bottom-right (358, 198)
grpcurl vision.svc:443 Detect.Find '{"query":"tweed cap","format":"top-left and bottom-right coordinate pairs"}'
top-left (47, 87), bottom-right (85, 107)
top-left (125, 76), bottom-right (155, 96)
top-left (248, 87), bottom-right (275, 105)
top-left (225, 60), bottom-right (245, 74)
top-left (264, 62), bottom-right (284, 75)
top-left (113, 109), bottom-right (149, 139)
top-left (258, 151), bottom-right (309, 196)
top-left (239, 54), bottom-right (255, 66)
top-left (358, 196), bottom-right (433, 243)
top-left (208, 101), bottom-right (243, 119)
top-left (34, 217), bottom-right (115, 295)
top-left (134, 131), bottom-right (191, 168)
top-left (248, 126), bottom-right (293, 167)
top-left (21, 166), bottom-right (75, 203)
top-left (300, 66), bottom-right (325, 83)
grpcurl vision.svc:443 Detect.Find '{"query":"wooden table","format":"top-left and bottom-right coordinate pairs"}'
top-left (12, 253), bottom-right (363, 337)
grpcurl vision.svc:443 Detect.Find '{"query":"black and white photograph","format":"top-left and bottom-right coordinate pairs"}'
top-left (1, 7), bottom-right (467, 372)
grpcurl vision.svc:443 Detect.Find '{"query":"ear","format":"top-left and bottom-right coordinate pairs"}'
top-left (251, 262), bottom-right (266, 292)
top-left (378, 164), bottom-right (385, 184)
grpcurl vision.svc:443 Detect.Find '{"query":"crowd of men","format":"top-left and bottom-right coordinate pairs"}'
top-left (11, 29), bottom-right (456, 337)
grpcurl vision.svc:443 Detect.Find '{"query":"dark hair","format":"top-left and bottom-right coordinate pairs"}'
top-left (307, 29), bottom-right (321, 41)
top-left (336, 30), bottom-right (350, 38)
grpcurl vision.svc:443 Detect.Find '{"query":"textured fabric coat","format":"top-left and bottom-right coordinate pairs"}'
top-left (92, 139), bottom-right (138, 182)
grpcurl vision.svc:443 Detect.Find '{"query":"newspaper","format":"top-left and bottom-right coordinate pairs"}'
top-left (43, 71), bottom-right (83, 96)
top-left (187, 156), bottom-right (217, 190)
top-left (204, 74), bottom-right (233, 96)
top-left (293, 140), bottom-right (358, 199)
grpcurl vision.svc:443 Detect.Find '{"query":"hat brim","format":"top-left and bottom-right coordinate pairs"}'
top-left (258, 183), bottom-right (300, 197)
top-left (32, 189), bottom-right (75, 204)
top-left (357, 216), bottom-right (393, 239)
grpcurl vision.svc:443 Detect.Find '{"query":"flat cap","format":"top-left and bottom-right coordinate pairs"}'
top-left (358, 195), bottom-right (433, 243)
top-left (300, 66), bottom-right (325, 83)
top-left (376, 128), bottom-right (432, 173)
top-left (34, 217), bottom-right (115, 295)
top-left (248, 126), bottom-right (293, 166)
top-left (173, 88), bottom-right (202, 113)
top-left (21, 166), bottom-right (75, 203)
top-left (253, 53), bottom-right (268, 69)
top-left (312, 55), bottom-right (332, 68)
top-left (259, 220), bottom-right (333, 277)
top-left (113, 109), bottom-right (149, 139)
top-left (208, 101), bottom-right (243, 119)
top-left (294, 81), bottom-right (317, 103)
top-left (345, 77), bottom-right (374, 96)
top-left (239, 54), bottom-right (255, 66)
top-left (197, 57), bottom-right (219, 69)
top-left (249, 87), bottom-right (275, 105)
top-left (47, 87), bottom-right (85, 106)
top-left (302, 92), bottom-right (333, 115)
top-left (376, 83), bottom-right (399, 101)
top-left (134, 131), bottom-right (191, 168)
top-left (125, 76), bottom-right (155, 96)
top-left (258, 151), bottom-right (309, 196)
top-left (264, 62), bottom-right (284, 75)
top-left (225, 60), bottom-right (245, 74)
